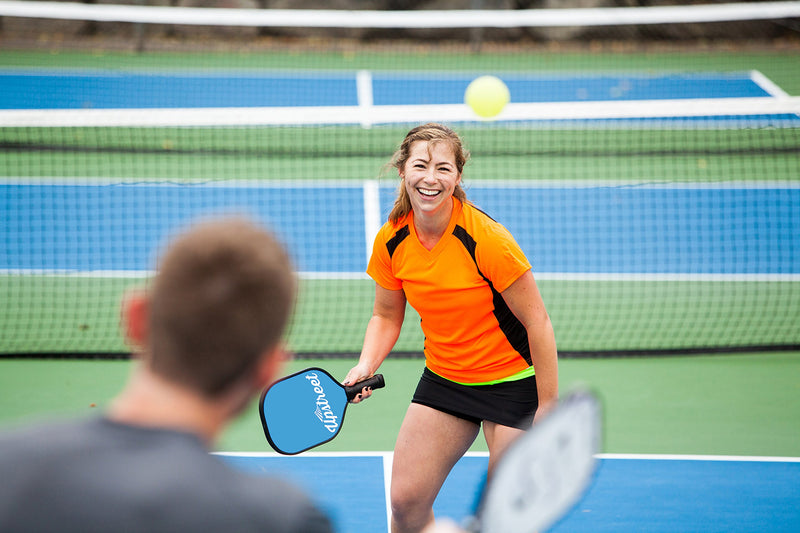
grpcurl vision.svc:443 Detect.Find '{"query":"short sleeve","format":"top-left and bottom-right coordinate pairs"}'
top-left (475, 222), bottom-right (531, 293)
top-left (366, 223), bottom-right (403, 291)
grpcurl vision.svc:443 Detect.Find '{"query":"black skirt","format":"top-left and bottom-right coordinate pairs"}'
top-left (411, 367), bottom-right (538, 429)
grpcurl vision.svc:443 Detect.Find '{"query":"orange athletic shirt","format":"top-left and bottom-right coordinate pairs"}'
top-left (367, 198), bottom-right (533, 384)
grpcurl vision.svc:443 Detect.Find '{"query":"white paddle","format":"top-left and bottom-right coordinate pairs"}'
top-left (466, 389), bottom-right (602, 533)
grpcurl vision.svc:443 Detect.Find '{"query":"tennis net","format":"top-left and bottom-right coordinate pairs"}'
top-left (1, 1), bottom-right (799, 357)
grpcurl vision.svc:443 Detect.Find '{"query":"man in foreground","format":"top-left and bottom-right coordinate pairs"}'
top-left (0, 217), bottom-right (333, 533)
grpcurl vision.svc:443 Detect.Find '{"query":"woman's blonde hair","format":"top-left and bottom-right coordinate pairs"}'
top-left (387, 123), bottom-right (470, 224)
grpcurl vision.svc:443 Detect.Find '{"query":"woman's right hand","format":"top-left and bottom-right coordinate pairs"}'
top-left (343, 363), bottom-right (376, 403)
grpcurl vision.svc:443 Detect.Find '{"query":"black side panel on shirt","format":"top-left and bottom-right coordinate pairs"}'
top-left (452, 224), bottom-right (532, 366)
top-left (386, 225), bottom-right (410, 259)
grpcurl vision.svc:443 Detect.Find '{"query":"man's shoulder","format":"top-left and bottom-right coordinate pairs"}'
top-left (0, 415), bottom-right (99, 453)
top-left (0, 417), bottom-right (333, 533)
top-left (220, 469), bottom-right (334, 532)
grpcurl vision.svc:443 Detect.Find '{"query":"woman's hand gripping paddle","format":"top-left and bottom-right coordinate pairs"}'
top-left (259, 367), bottom-right (385, 455)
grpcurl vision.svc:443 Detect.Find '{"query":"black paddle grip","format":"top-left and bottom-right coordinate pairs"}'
top-left (345, 374), bottom-right (385, 401)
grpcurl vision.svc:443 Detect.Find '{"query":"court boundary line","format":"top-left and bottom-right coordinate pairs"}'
top-left (0, 68), bottom-right (773, 79)
top-left (598, 453), bottom-right (800, 462)
top-left (2, 96), bottom-right (798, 126)
top-left (3, 177), bottom-right (800, 189)
top-left (363, 179), bottom-right (381, 264)
top-left (3, 270), bottom-right (798, 281)
top-left (215, 451), bottom-right (800, 462)
top-left (382, 452), bottom-right (393, 528)
top-left (750, 69), bottom-right (791, 99)
top-left (356, 69), bottom-right (374, 129)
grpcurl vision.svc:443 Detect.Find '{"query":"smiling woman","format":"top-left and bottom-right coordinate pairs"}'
top-left (342, 122), bottom-right (559, 533)
top-left (385, 123), bottom-right (471, 229)
top-left (398, 128), bottom-right (467, 249)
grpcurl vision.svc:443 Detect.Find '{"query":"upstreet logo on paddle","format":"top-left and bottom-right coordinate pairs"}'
top-left (306, 372), bottom-right (339, 433)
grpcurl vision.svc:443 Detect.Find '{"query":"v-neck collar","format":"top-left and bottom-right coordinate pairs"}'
top-left (407, 198), bottom-right (462, 257)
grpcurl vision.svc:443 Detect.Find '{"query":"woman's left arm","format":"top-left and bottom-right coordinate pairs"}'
top-left (501, 270), bottom-right (559, 422)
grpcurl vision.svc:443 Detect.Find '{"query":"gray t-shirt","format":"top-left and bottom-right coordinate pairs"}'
top-left (0, 416), bottom-right (333, 533)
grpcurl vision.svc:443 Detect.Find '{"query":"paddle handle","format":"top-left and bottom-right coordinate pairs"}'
top-left (345, 374), bottom-right (385, 401)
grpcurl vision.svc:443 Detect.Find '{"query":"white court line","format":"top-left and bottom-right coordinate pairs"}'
top-left (382, 452), bottom-right (393, 530)
top-left (0, 269), bottom-right (370, 280)
top-left (3, 96), bottom-right (799, 126)
top-left (3, 177), bottom-right (800, 189)
top-left (598, 453), bottom-right (800, 462)
top-left (214, 451), bottom-right (393, 458)
top-left (356, 70), bottom-right (374, 129)
top-left (750, 70), bottom-right (791, 99)
top-left (0, 177), bottom-right (383, 187)
top-left (2, 270), bottom-right (798, 282)
top-left (216, 451), bottom-right (800, 463)
top-left (363, 179), bottom-right (381, 265)
top-left (465, 180), bottom-right (800, 190)
top-left (534, 273), bottom-right (800, 282)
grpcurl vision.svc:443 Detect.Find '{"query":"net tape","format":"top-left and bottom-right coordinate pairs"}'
top-left (0, 0), bottom-right (799, 28)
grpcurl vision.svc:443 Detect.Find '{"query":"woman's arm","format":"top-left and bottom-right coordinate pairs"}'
top-left (501, 270), bottom-right (559, 421)
top-left (343, 284), bottom-right (407, 398)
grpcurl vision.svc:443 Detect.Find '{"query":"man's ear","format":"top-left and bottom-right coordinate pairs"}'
top-left (254, 344), bottom-right (291, 390)
top-left (121, 290), bottom-right (149, 352)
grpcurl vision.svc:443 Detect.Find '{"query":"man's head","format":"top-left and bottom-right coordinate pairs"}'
top-left (128, 217), bottom-right (296, 398)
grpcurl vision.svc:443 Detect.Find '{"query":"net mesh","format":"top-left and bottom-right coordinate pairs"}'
top-left (1, 1), bottom-right (799, 357)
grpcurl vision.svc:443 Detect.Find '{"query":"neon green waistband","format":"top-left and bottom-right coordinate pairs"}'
top-left (448, 365), bottom-right (536, 386)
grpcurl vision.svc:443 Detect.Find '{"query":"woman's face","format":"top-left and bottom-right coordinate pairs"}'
top-left (400, 140), bottom-right (462, 219)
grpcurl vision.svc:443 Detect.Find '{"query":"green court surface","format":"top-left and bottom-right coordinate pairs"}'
top-left (1, 354), bottom-right (799, 457)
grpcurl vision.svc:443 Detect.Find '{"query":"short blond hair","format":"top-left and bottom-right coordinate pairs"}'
top-left (148, 218), bottom-right (295, 397)
top-left (387, 123), bottom-right (471, 224)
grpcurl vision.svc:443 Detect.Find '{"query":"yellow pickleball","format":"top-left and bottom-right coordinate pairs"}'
top-left (465, 75), bottom-right (510, 118)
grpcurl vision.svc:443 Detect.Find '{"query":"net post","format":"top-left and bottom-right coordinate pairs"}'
top-left (469, 0), bottom-right (484, 53)
top-left (134, 0), bottom-right (146, 53)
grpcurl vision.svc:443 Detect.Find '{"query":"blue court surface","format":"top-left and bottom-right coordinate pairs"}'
top-left (219, 452), bottom-right (800, 533)
top-left (2, 182), bottom-right (799, 275)
top-left (0, 70), bottom-right (778, 109)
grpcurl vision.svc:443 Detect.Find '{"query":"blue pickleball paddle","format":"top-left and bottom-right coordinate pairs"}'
top-left (259, 367), bottom-right (385, 455)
